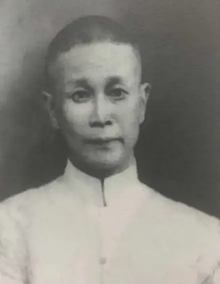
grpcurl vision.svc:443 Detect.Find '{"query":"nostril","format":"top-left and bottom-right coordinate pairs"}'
top-left (90, 119), bottom-right (113, 128)
top-left (106, 120), bottom-right (112, 126)
top-left (90, 121), bottom-right (104, 128)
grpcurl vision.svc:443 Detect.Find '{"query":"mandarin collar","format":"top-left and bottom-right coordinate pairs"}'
top-left (62, 159), bottom-right (140, 207)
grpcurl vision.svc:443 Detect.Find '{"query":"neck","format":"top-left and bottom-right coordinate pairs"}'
top-left (68, 154), bottom-right (135, 180)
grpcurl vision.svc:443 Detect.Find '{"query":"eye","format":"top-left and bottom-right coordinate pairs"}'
top-left (71, 90), bottom-right (90, 103)
top-left (109, 88), bottom-right (128, 100)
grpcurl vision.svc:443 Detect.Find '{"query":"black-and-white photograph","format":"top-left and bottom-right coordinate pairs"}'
top-left (0, 0), bottom-right (220, 283)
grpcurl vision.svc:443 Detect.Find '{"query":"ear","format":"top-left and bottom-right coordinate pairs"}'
top-left (42, 91), bottom-right (59, 129)
top-left (139, 82), bottom-right (151, 124)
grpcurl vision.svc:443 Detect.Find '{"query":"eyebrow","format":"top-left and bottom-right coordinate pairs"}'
top-left (66, 76), bottom-right (126, 91)
top-left (105, 76), bottom-right (126, 88)
top-left (70, 78), bottom-right (93, 92)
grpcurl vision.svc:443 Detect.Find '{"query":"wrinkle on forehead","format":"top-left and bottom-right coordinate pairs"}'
top-left (53, 42), bottom-right (142, 86)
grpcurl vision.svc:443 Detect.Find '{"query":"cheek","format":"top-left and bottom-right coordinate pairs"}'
top-left (57, 100), bottom-right (91, 133)
top-left (117, 99), bottom-right (141, 135)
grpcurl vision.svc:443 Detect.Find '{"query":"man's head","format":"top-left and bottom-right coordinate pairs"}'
top-left (44, 15), bottom-right (150, 178)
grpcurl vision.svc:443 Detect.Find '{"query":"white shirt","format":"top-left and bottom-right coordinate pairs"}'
top-left (1, 160), bottom-right (220, 284)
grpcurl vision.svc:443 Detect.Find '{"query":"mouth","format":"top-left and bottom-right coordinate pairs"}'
top-left (86, 137), bottom-right (124, 145)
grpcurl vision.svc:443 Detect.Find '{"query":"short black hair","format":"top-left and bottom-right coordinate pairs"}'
top-left (45, 15), bottom-right (141, 92)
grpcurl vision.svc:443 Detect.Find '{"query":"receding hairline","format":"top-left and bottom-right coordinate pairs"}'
top-left (44, 15), bottom-right (142, 91)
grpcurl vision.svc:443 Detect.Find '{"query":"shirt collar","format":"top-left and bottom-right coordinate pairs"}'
top-left (62, 159), bottom-right (141, 207)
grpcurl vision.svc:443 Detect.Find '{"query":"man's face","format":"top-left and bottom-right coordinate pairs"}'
top-left (47, 42), bottom-right (149, 174)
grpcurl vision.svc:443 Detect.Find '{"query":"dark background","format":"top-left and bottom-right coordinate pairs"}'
top-left (0, 0), bottom-right (219, 217)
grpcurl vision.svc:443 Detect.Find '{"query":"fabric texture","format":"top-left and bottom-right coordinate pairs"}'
top-left (1, 160), bottom-right (220, 284)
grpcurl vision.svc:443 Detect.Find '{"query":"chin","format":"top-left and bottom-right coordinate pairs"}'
top-left (70, 144), bottom-right (131, 177)
top-left (88, 156), bottom-right (122, 170)
top-left (83, 150), bottom-right (126, 173)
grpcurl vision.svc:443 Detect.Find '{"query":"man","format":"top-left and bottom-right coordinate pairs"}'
top-left (0, 15), bottom-right (220, 284)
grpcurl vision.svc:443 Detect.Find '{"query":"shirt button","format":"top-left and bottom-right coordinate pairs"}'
top-left (99, 257), bottom-right (107, 265)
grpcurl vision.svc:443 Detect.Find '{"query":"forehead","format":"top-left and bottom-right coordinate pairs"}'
top-left (55, 42), bottom-right (141, 85)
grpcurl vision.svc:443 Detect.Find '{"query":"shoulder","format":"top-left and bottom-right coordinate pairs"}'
top-left (0, 180), bottom-right (66, 278)
top-left (139, 183), bottom-right (220, 270)
top-left (140, 182), bottom-right (220, 240)
top-left (0, 176), bottom-right (64, 225)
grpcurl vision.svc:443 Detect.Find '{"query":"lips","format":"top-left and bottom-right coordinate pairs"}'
top-left (85, 137), bottom-right (124, 145)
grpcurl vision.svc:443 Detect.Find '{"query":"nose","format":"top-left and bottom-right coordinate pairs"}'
top-left (89, 94), bottom-right (113, 128)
